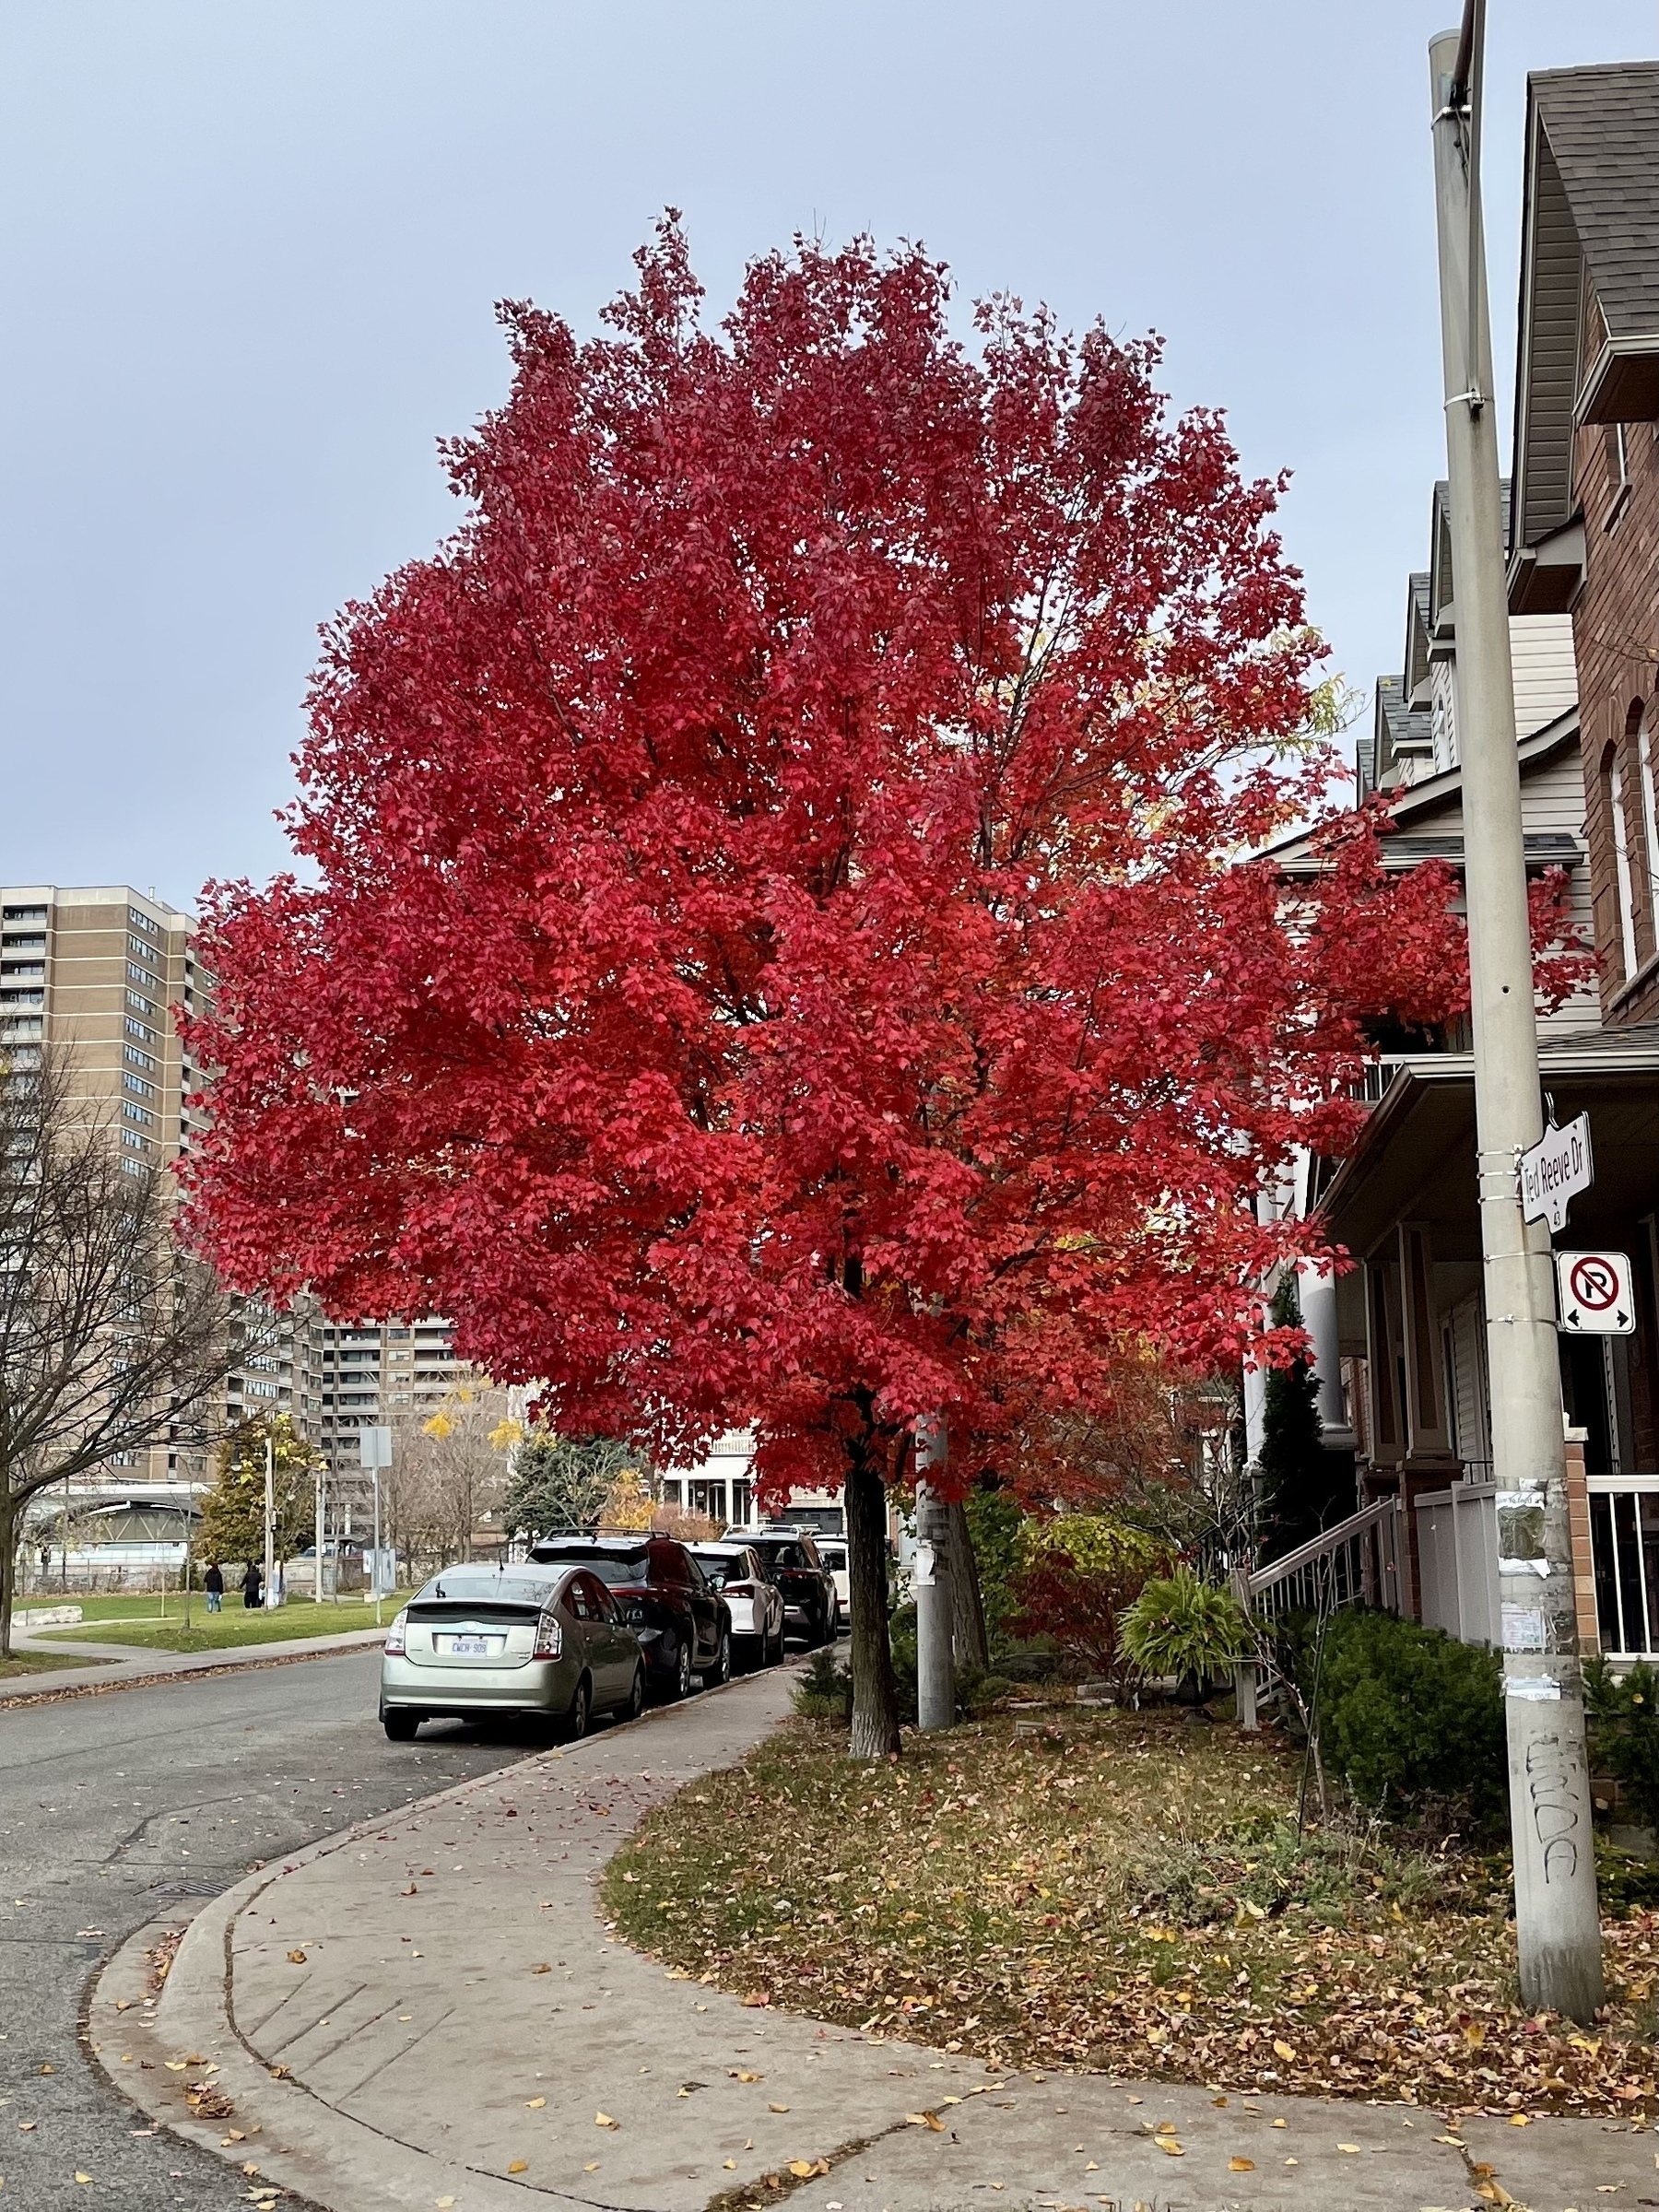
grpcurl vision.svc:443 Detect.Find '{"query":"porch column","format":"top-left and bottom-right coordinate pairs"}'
top-left (1297, 1259), bottom-right (1358, 1448)
top-left (1564, 1426), bottom-right (1599, 1659)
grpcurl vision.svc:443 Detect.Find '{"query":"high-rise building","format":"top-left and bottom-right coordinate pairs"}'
top-left (2, 883), bottom-right (488, 1547)
top-left (0, 884), bottom-right (230, 1491)
top-left (0, 883), bottom-right (200, 1167)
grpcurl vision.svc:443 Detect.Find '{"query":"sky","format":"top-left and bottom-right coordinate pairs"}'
top-left (2, 1), bottom-right (1653, 912)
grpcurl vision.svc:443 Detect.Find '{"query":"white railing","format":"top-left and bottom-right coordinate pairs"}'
top-left (1247, 1499), bottom-right (1406, 1627)
top-left (1414, 1481), bottom-right (1500, 1647)
top-left (1587, 1476), bottom-right (1659, 1659)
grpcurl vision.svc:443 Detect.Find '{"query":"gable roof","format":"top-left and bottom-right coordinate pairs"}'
top-left (1511, 60), bottom-right (1659, 593)
top-left (1263, 706), bottom-right (1583, 880)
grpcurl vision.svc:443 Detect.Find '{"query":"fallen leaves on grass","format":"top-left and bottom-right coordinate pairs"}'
top-left (603, 1706), bottom-right (1659, 2119)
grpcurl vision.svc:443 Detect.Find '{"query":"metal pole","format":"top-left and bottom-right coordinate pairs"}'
top-left (1429, 12), bottom-right (1602, 2019)
top-left (913, 1418), bottom-right (955, 1731)
top-left (264, 1430), bottom-right (277, 1611)
top-left (372, 1467), bottom-right (383, 1628)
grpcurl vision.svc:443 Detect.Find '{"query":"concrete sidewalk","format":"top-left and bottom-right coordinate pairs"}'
top-left (89, 1666), bottom-right (1654, 2212)
top-left (3, 1623), bottom-right (387, 1700)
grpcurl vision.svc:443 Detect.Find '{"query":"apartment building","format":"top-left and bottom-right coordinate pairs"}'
top-left (2, 881), bottom-right (488, 1561)
top-left (0, 884), bottom-right (227, 1490)
top-left (309, 1315), bottom-right (469, 1527)
top-left (0, 882), bottom-right (199, 1165)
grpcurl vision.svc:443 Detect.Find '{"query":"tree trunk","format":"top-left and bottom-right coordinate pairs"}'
top-left (0, 1489), bottom-right (17, 1660)
top-left (947, 1498), bottom-right (990, 1669)
top-left (845, 1439), bottom-right (901, 1759)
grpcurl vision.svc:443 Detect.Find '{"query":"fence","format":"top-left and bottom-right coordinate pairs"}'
top-left (1246, 1498), bottom-right (1405, 1628)
top-left (1413, 1481), bottom-right (1500, 1647)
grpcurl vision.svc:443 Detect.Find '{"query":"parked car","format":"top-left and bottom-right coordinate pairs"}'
top-left (723, 1525), bottom-right (840, 1644)
top-left (527, 1535), bottom-right (731, 1699)
top-left (688, 1543), bottom-right (785, 1669)
top-left (378, 1562), bottom-right (645, 1741)
top-left (816, 1536), bottom-right (851, 1619)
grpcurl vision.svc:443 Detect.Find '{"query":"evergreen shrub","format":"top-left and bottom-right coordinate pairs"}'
top-left (1304, 1607), bottom-right (1505, 1823)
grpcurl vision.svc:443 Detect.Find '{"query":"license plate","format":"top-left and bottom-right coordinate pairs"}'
top-left (444, 1634), bottom-right (493, 1657)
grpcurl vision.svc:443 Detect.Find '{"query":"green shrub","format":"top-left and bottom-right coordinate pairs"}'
top-left (962, 1485), bottom-right (1027, 1638)
top-left (1585, 1656), bottom-right (1659, 1833)
top-left (793, 1645), bottom-right (856, 1721)
top-left (1306, 1608), bottom-right (1504, 1824)
top-left (1119, 1569), bottom-right (1251, 1698)
top-left (1595, 1831), bottom-right (1659, 1918)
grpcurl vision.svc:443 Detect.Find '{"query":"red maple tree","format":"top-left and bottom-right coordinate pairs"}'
top-left (183, 224), bottom-right (1466, 1752)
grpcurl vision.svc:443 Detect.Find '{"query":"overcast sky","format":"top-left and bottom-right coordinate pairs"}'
top-left (2, 1), bottom-right (1652, 911)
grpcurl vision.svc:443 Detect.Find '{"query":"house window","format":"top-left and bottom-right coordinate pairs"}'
top-left (1606, 743), bottom-right (1641, 982)
top-left (1637, 705), bottom-right (1659, 923)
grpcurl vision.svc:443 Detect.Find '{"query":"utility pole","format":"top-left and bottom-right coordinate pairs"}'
top-left (1429, 3), bottom-right (1602, 2019)
top-left (913, 1417), bottom-right (954, 1731)
top-left (263, 1428), bottom-right (277, 1611)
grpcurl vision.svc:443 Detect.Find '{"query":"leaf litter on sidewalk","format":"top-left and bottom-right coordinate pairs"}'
top-left (604, 1706), bottom-right (1659, 2119)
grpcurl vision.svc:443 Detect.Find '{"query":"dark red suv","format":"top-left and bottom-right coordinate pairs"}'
top-left (527, 1536), bottom-right (730, 1700)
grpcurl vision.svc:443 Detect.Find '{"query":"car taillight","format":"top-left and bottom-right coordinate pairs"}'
top-left (382, 1608), bottom-right (408, 1656)
top-left (723, 1582), bottom-right (753, 1597)
top-left (532, 1609), bottom-right (562, 1660)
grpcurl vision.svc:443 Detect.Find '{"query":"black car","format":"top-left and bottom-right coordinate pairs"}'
top-left (723, 1525), bottom-right (840, 1644)
top-left (526, 1536), bottom-right (730, 1699)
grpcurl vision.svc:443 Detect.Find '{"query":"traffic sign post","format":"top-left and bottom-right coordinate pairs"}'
top-left (1557, 1251), bottom-right (1636, 1336)
top-left (359, 1427), bottom-right (394, 1622)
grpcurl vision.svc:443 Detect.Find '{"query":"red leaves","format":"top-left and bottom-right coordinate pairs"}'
top-left (182, 223), bottom-right (1467, 1481)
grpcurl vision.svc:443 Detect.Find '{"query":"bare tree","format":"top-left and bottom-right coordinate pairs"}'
top-left (0, 1053), bottom-right (243, 1653)
top-left (383, 1385), bottom-right (514, 1583)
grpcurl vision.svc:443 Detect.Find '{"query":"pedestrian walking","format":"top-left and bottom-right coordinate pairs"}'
top-left (242, 1559), bottom-right (264, 1610)
top-left (204, 1559), bottom-right (224, 1614)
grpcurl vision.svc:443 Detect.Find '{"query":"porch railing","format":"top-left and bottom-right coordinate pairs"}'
top-left (1246, 1499), bottom-right (1406, 1627)
top-left (1588, 1476), bottom-right (1659, 1660)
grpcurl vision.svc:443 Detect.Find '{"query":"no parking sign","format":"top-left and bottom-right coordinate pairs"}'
top-left (1556, 1250), bottom-right (1635, 1335)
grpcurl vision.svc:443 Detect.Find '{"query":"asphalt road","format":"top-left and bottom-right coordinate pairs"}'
top-left (0, 1651), bottom-right (546, 2212)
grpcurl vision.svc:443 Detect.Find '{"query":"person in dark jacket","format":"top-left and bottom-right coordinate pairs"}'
top-left (242, 1559), bottom-right (264, 1610)
top-left (204, 1559), bottom-right (224, 1614)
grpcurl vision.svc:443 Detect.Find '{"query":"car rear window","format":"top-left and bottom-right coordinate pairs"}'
top-left (690, 1550), bottom-right (749, 1588)
top-left (415, 1574), bottom-right (560, 1608)
top-left (753, 1540), bottom-right (806, 1569)
top-left (528, 1545), bottom-right (650, 1586)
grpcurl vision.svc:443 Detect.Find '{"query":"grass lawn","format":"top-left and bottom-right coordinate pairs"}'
top-left (604, 1701), bottom-right (1659, 2119)
top-left (0, 1650), bottom-right (105, 1679)
top-left (16, 1592), bottom-right (183, 1621)
top-left (34, 1594), bottom-right (406, 1654)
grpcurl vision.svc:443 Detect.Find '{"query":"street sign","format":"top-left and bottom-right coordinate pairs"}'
top-left (1520, 1112), bottom-right (1593, 1231)
top-left (359, 1426), bottom-right (393, 1468)
top-left (1557, 1249), bottom-right (1635, 1335)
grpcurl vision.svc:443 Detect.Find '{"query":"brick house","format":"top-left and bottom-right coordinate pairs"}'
top-left (1508, 61), bottom-right (1659, 1026)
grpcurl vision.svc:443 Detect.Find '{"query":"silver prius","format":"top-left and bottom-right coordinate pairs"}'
top-left (378, 1563), bottom-right (645, 1741)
